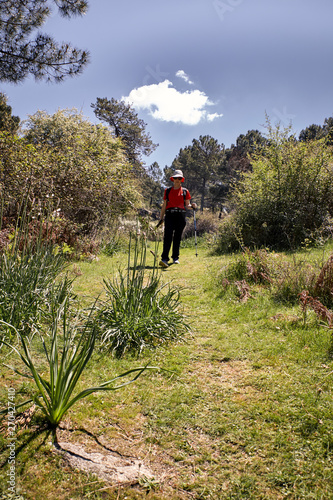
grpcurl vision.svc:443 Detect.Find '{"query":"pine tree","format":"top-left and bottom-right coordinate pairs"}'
top-left (0, 93), bottom-right (20, 133)
top-left (92, 97), bottom-right (157, 170)
top-left (0, 0), bottom-right (89, 83)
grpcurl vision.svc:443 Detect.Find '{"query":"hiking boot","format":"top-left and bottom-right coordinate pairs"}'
top-left (159, 260), bottom-right (169, 268)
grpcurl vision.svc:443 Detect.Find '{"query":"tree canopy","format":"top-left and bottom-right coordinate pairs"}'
top-left (0, 93), bottom-right (20, 133)
top-left (299, 116), bottom-right (333, 145)
top-left (169, 135), bottom-right (225, 211)
top-left (2, 109), bottom-right (141, 231)
top-left (0, 0), bottom-right (89, 83)
top-left (91, 97), bottom-right (158, 170)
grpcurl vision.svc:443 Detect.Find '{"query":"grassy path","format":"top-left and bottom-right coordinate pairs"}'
top-left (1, 244), bottom-right (332, 499)
top-left (120, 246), bottom-right (333, 500)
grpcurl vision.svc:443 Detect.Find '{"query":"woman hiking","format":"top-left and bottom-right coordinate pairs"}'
top-left (158, 169), bottom-right (197, 267)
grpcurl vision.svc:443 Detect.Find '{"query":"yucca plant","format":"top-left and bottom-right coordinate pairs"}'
top-left (1, 281), bottom-right (157, 432)
top-left (98, 233), bottom-right (190, 357)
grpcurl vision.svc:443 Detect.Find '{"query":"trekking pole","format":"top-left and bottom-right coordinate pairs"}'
top-left (193, 208), bottom-right (198, 257)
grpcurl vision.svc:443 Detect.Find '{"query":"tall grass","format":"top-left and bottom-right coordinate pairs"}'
top-left (216, 247), bottom-right (333, 333)
top-left (0, 245), bottom-right (70, 339)
top-left (0, 200), bottom-right (71, 345)
top-left (98, 233), bottom-right (190, 357)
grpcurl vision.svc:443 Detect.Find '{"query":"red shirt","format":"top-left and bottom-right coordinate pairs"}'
top-left (164, 187), bottom-right (191, 210)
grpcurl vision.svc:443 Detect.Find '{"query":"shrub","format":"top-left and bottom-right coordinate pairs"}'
top-left (217, 248), bottom-right (275, 302)
top-left (215, 120), bottom-right (333, 252)
top-left (1, 110), bottom-right (141, 235)
top-left (219, 248), bottom-right (274, 285)
top-left (272, 253), bottom-right (333, 307)
top-left (213, 214), bottom-right (241, 254)
top-left (97, 233), bottom-right (190, 357)
top-left (183, 210), bottom-right (222, 239)
top-left (272, 258), bottom-right (317, 304)
top-left (217, 247), bottom-right (333, 309)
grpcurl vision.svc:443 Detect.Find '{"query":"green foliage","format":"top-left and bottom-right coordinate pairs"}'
top-left (272, 257), bottom-right (317, 304)
top-left (0, 0), bottom-right (89, 83)
top-left (0, 244), bottom-right (71, 342)
top-left (1, 292), bottom-right (156, 429)
top-left (97, 233), bottom-right (190, 357)
top-left (311, 254), bottom-right (333, 308)
top-left (0, 93), bottom-right (20, 134)
top-left (183, 210), bottom-right (222, 239)
top-left (92, 97), bottom-right (157, 169)
top-left (0, 132), bottom-right (39, 213)
top-left (100, 236), bottom-right (123, 257)
top-left (216, 121), bottom-right (333, 252)
top-left (170, 135), bottom-right (225, 211)
top-left (1, 245), bottom-right (333, 498)
top-left (216, 246), bottom-right (333, 326)
top-left (168, 130), bottom-right (267, 213)
top-left (0, 205), bottom-right (71, 343)
top-left (225, 129), bottom-right (267, 177)
top-left (141, 161), bottom-right (164, 210)
top-left (219, 248), bottom-right (274, 286)
top-left (0, 109), bottom-right (140, 233)
top-left (299, 115), bottom-right (333, 146)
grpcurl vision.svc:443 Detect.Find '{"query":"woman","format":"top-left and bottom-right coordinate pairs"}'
top-left (158, 169), bottom-right (197, 267)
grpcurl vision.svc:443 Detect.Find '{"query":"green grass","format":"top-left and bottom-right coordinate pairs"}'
top-left (1, 239), bottom-right (333, 499)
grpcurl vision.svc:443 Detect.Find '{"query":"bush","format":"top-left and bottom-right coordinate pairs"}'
top-left (0, 202), bottom-right (75, 345)
top-left (217, 248), bottom-right (274, 301)
top-left (183, 210), bottom-right (222, 240)
top-left (97, 233), bottom-right (190, 357)
top-left (213, 214), bottom-right (242, 254)
top-left (272, 253), bottom-right (333, 307)
top-left (215, 121), bottom-right (333, 252)
top-left (0, 110), bottom-right (141, 235)
top-left (216, 247), bottom-right (333, 309)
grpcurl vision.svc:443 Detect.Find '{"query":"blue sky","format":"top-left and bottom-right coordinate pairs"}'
top-left (1, 0), bottom-right (333, 169)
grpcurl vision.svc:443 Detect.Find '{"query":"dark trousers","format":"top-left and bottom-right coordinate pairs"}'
top-left (161, 211), bottom-right (186, 262)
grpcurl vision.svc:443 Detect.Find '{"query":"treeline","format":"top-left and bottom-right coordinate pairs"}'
top-left (1, 91), bottom-right (333, 253)
top-left (166, 116), bottom-right (333, 214)
top-left (164, 116), bottom-right (333, 252)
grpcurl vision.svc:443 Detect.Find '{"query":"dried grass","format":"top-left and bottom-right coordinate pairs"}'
top-left (299, 290), bottom-right (333, 328)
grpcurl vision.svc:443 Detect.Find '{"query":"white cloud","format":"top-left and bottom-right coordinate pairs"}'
top-left (122, 80), bottom-right (223, 126)
top-left (175, 70), bottom-right (194, 85)
top-left (207, 113), bottom-right (221, 122)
